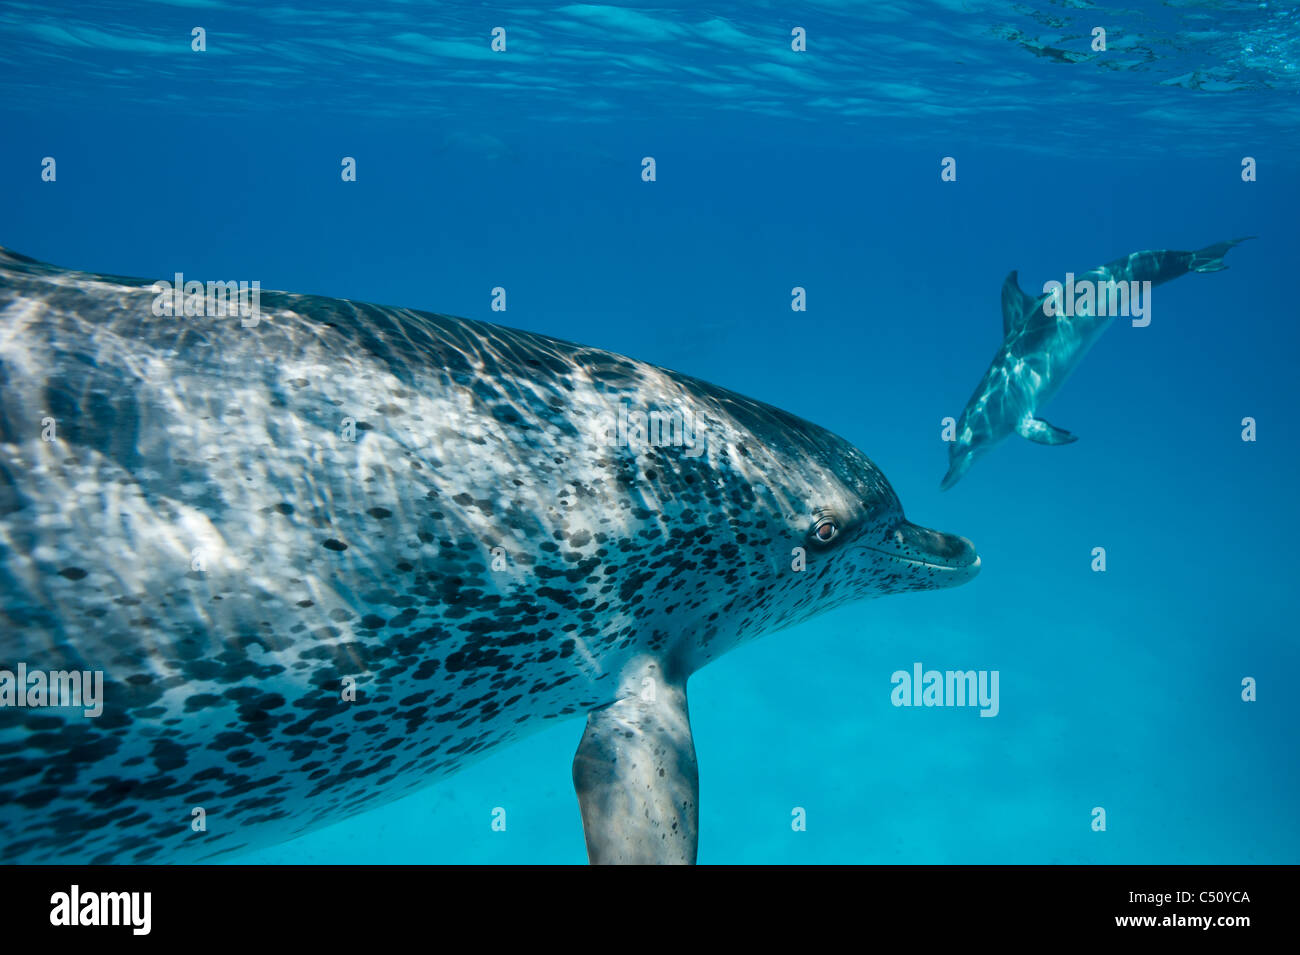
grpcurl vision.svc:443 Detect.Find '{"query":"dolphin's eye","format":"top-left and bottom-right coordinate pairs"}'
top-left (811, 515), bottom-right (839, 544)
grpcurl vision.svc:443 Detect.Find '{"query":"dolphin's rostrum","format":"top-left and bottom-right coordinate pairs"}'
top-left (942, 237), bottom-right (1254, 490)
top-left (0, 248), bottom-right (978, 865)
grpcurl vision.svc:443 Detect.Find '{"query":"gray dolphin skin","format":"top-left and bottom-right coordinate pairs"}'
top-left (941, 237), bottom-right (1254, 490)
top-left (0, 248), bottom-right (979, 865)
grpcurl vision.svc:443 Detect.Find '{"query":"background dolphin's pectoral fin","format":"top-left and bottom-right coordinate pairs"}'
top-left (572, 660), bottom-right (698, 865)
top-left (1018, 416), bottom-right (1078, 445)
top-left (1001, 270), bottom-right (1040, 335)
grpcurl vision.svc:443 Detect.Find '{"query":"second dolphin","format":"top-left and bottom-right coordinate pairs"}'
top-left (942, 237), bottom-right (1253, 490)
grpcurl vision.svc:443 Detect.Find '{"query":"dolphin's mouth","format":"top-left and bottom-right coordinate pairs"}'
top-left (861, 519), bottom-right (981, 585)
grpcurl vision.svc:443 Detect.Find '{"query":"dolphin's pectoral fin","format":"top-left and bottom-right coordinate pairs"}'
top-left (572, 659), bottom-right (698, 865)
top-left (1017, 416), bottom-right (1078, 445)
top-left (1001, 270), bottom-right (1040, 335)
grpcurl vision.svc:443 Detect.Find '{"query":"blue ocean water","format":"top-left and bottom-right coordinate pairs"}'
top-left (1, 1), bottom-right (1297, 863)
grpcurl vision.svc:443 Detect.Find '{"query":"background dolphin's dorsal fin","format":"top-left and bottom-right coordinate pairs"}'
top-left (1000, 270), bottom-right (1039, 336)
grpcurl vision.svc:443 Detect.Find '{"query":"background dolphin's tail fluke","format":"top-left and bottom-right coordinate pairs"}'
top-left (1190, 236), bottom-right (1256, 273)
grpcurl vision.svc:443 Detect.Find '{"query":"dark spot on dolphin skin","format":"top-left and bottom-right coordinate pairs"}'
top-left (389, 608), bottom-right (418, 628)
top-left (184, 693), bottom-right (224, 713)
top-left (149, 740), bottom-right (188, 773)
top-left (16, 788), bottom-right (62, 809)
top-left (276, 502), bottom-right (295, 515)
top-left (322, 538), bottom-right (348, 551)
top-left (367, 507), bottom-right (392, 519)
top-left (492, 404), bottom-right (525, 426)
top-left (57, 567), bottom-right (87, 580)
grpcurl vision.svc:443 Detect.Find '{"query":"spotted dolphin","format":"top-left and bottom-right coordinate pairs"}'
top-left (941, 238), bottom-right (1254, 490)
top-left (0, 248), bottom-right (978, 865)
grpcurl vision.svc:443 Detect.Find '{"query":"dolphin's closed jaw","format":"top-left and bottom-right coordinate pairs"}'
top-left (865, 519), bottom-right (981, 587)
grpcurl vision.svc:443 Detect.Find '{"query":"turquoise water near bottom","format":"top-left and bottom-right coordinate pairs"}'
top-left (2, 0), bottom-right (1298, 865)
